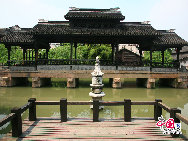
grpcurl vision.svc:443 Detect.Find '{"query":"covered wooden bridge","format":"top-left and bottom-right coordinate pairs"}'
top-left (0, 7), bottom-right (188, 88)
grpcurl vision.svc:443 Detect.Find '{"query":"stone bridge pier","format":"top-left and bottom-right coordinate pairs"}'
top-left (136, 78), bottom-right (155, 89)
top-left (32, 77), bottom-right (51, 88)
top-left (0, 77), bottom-right (28, 87)
top-left (67, 78), bottom-right (79, 88)
top-left (159, 77), bottom-right (188, 88)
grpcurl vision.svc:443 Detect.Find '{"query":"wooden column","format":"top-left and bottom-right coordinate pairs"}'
top-left (115, 43), bottom-right (118, 53)
top-left (35, 49), bottom-right (38, 61)
top-left (11, 107), bottom-right (22, 137)
top-left (29, 49), bottom-right (31, 61)
top-left (93, 100), bottom-right (99, 122)
top-left (7, 46), bottom-right (11, 66)
top-left (32, 49), bottom-right (34, 61)
top-left (28, 98), bottom-right (36, 121)
top-left (150, 50), bottom-right (153, 67)
top-left (23, 49), bottom-right (26, 61)
top-left (124, 99), bottom-right (131, 122)
top-left (46, 49), bottom-right (49, 59)
top-left (161, 50), bottom-right (164, 66)
top-left (154, 99), bottom-right (162, 121)
top-left (70, 43), bottom-right (73, 59)
top-left (177, 48), bottom-right (180, 62)
top-left (35, 49), bottom-right (38, 69)
top-left (139, 49), bottom-right (142, 64)
top-left (26, 49), bottom-right (28, 61)
top-left (115, 43), bottom-right (118, 64)
top-left (60, 98), bottom-right (67, 122)
top-left (111, 44), bottom-right (115, 63)
top-left (74, 43), bottom-right (77, 59)
top-left (170, 108), bottom-right (181, 137)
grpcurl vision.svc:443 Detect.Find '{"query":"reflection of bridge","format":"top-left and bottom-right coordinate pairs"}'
top-left (0, 98), bottom-right (188, 140)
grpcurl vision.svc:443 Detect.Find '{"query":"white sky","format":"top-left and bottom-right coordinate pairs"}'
top-left (0, 0), bottom-right (188, 41)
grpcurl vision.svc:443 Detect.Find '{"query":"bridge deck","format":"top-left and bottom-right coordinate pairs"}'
top-left (1, 118), bottom-right (185, 141)
top-left (1, 70), bottom-right (187, 78)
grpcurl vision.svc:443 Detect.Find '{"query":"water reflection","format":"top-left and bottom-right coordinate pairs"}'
top-left (0, 86), bottom-right (188, 137)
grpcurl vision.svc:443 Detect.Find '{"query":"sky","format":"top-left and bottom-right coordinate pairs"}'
top-left (0, 0), bottom-right (188, 41)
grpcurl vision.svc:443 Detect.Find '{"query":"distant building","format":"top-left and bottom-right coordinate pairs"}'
top-left (119, 44), bottom-right (140, 55)
top-left (50, 43), bottom-right (61, 49)
top-left (172, 46), bottom-right (188, 69)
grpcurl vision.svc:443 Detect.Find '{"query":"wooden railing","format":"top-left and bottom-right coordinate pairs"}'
top-left (0, 98), bottom-right (188, 138)
top-left (2, 59), bottom-right (179, 69)
top-left (0, 98), bottom-right (34, 137)
top-left (155, 99), bottom-right (188, 138)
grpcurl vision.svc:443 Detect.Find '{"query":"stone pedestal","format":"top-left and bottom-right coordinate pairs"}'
top-left (0, 77), bottom-right (28, 87)
top-left (67, 78), bottom-right (79, 88)
top-left (112, 78), bottom-right (122, 88)
top-left (32, 77), bottom-right (51, 88)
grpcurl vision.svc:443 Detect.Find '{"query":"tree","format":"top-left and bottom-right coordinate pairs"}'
top-left (0, 44), bottom-right (8, 64)
top-left (143, 49), bottom-right (173, 63)
top-left (87, 44), bottom-right (112, 60)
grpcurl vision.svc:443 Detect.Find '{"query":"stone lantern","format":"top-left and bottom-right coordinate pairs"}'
top-left (89, 56), bottom-right (105, 109)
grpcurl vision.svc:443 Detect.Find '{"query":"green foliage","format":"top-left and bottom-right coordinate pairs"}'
top-left (48, 43), bottom-right (70, 59)
top-left (87, 44), bottom-right (112, 60)
top-left (0, 44), bottom-right (7, 64)
top-left (1, 43), bottom-right (174, 65)
top-left (0, 44), bottom-right (23, 64)
top-left (10, 46), bottom-right (23, 61)
top-left (48, 43), bottom-right (112, 60)
top-left (143, 49), bottom-right (173, 63)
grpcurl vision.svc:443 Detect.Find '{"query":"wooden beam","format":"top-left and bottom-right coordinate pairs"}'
top-left (176, 113), bottom-right (188, 125)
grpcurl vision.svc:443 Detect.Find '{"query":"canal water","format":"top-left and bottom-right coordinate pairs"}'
top-left (0, 79), bottom-right (188, 138)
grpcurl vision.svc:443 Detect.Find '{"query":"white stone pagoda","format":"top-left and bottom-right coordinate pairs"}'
top-left (89, 56), bottom-right (105, 108)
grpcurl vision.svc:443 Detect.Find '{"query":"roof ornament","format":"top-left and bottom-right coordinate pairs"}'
top-left (69, 7), bottom-right (79, 10)
top-left (38, 19), bottom-right (48, 23)
top-left (168, 29), bottom-right (176, 32)
top-left (9, 25), bottom-right (21, 31)
top-left (110, 7), bottom-right (120, 11)
top-left (142, 21), bottom-right (150, 24)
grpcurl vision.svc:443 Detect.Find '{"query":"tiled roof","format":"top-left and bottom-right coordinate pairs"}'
top-left (0, 28), bottom-right (6, 38)
top-left (32, 22), bottom-right (161, 36)
top-left (64, 8), bottom-right (125, 20)
top-left (153, 30), bottom-right (188, 47)
top-left (0, 28), bottom-right (33, 43)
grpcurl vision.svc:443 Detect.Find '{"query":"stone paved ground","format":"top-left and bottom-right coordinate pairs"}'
top-left (1, 118), bottom-right (187, 141)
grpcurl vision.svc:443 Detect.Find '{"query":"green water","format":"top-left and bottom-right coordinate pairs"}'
top-left (0, 79), bottom-right (188, 138)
